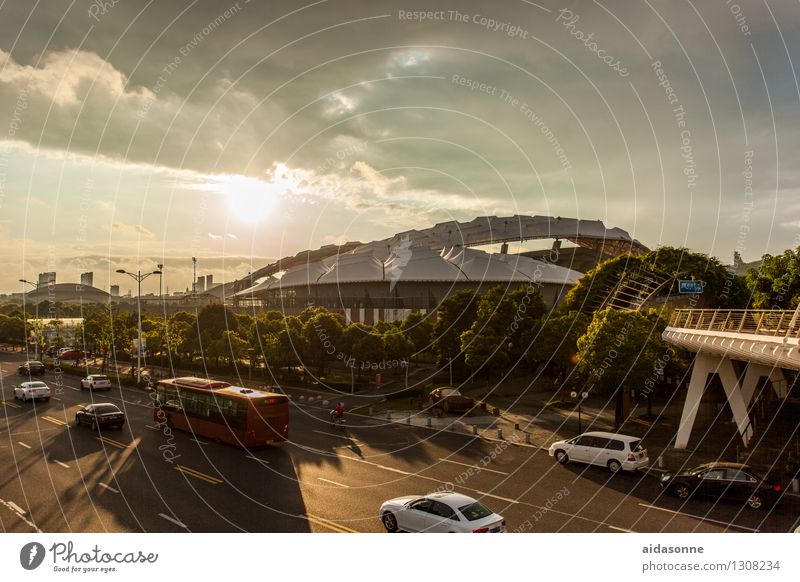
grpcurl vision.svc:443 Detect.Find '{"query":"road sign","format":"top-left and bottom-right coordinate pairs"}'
top-left (678, 280), bottom-right (704, 294)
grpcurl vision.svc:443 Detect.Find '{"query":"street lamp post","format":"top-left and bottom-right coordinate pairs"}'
top-left (192, 257), bottom-right (197, 298)
top-left (570, 390), bottom-right (590, 434)
top-left (19, 279), bottom-right (40, 358)
top-left (116, 268), bottom-right (162, 383)
top-left (447, 356), bottom-right (453, 385)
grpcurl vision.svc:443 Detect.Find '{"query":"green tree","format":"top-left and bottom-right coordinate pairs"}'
top-left (302, 310), bottom-right (344, 376)
top-left (197, 304), bottom-right (239, 337)
top-left (400, 311), bottom-right (434, 365)
top-left (526, 311), bottom-right (591, 380)
top-left (0, 314), bottom-right (25, 345)
top-left (746, 247), bottom-right (800, 309)
top-left (432, 290), bottom-right (478, 377)
top-left (382, 328), bottom-right (413, 375)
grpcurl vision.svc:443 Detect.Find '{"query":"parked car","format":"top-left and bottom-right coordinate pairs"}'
top-left (13, 381), bottom-right (52, 402)
top-left (80, 374), bottom-right (112, 391)
top-left (17, 361), bottom-right (45, 376)
top-left (427, 387), bottom-right (474, 414)
top-left (379, 492), bottom-right (506, 533)
top-left (74, 403), bottom-right (126, 431)
top-left (548, 431), bottom-right (649, 473)
top-left (659, 462), bottom-right (783, 510)
top-left (58, 349), bottom-right (88, 361)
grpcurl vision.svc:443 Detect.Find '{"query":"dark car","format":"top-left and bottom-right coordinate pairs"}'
top-left (17, 361), bottom-right (45, 376)
top-left (74, 403), bottom-right (126, 431)
top-left (660, 462), bottom-right (783, 509)
top-left (427, 387), bottom-right (475, 414)
top-left (58, 349), bottom-right (88, 361)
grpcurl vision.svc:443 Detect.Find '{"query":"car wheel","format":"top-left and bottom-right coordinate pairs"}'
top-left (91, 421), bottom-right (98, 432)
top-left (746, 493), bottom-right (764, 510)
top-left (555, 449), bottom-right (569, 464)
top-left (75, 415), bottom-right (81, 427)
top-left (673, 484), bottom-right (690, 499)
top-left (608, 459), bottom-right (622, 473)
top-left (382, 512), bottom-right (398, 532)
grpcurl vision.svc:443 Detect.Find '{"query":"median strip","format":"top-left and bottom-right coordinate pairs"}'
top-left (301, 513), bottom-right (356, 533)
top-left (174, 464), bottom-right (224, 485)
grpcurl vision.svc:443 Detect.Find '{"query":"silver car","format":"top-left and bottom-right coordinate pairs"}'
top-left (380, 492), bottom-right (506, 533)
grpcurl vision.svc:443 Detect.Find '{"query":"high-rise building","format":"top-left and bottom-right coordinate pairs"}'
top-left (110, 284), bottom-right (120, 297)
top-left (197, 276), bottom-right (206, 292)
top-left (38, 272), bottom-right (56, 286)
top-left (206, 274), bottom-right (213, 288)
top-left (80, 272), bottom-right (94, 287)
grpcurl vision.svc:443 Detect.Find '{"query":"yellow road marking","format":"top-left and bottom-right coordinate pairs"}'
top-left (97, 436), bottom-right (131, 449)
top-left (175, 464), bottom-right (224, 485)
top-left (2, 401), bottom-right (21, 409)
top-left (41, 416), bottom-right (67, 426)
top-left (301, 513), bottom-right (357, 533)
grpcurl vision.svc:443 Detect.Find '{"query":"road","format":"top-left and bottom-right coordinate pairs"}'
top-left (0, 353), bottom-right (796, 533)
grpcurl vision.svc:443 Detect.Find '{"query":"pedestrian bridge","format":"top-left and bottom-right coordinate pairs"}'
top-left (662, 309), bottom-right (798, 449)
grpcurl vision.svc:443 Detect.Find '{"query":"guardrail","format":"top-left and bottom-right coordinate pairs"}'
top-left (669, 309), bottom-right (800, 338)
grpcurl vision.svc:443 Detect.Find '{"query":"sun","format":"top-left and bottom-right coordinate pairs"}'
top-left (215, 174), bottom-right (278, 224)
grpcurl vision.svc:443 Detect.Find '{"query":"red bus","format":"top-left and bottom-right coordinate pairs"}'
top-left (153, 377), bottom-right (289, 446)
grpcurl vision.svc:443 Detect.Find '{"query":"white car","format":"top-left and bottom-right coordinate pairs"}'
top-left (80, 374), bottom-right (112, 391)
top-left (379, 492), bottom-right (506, 533)
top-left (14, 381), bottom-right (52, 402)
top-left (549, 431), bottom-right (649, 473)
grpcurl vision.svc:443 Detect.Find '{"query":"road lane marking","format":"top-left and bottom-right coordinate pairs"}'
top-left (317, 477), bottom-right (349, 488)
top-left (637, 503), bottom-right (759, 532)
top-left (175, 465), bottom-right (224, 485)
top-left (144, 425), bottom-right (160, 430)
top-left (98, 483), bottom-right (119, 494)
top-left (0, 498), bottom-right (42, 533)
top-left (607, 525), bottom-right (634, 533)
top-left (158, 513), bottom-right (188, 529)
top-left (41, 415), bottom-right (68, 427)
top-left (97, 436), bottom-right (131, 449)
top-left (437, 457), bottom-right (509, 476)
top-left (17, 441), bottom-right (31, 449)
top-left (301, 513), bottom-right (356, 533)
top-left (53, 460), bottom-right (71, 469)
top-left (472, 490), bottom-right (520, 504)
top-left (2, 400), bottom-right (21, 409)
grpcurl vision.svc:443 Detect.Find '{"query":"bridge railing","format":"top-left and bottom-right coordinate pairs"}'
top-left (669, 309), bottom-right (800, 338)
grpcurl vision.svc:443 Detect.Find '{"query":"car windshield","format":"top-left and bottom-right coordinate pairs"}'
top-left (93, 376), bottom-right (109, 381)
top-left (458, 501), bottom-right (493, 521)
top-left (629, 439), bottom-right (644, 452)
top-left (95, 405), bottom-right (120, 414)
top-left (688, 464), bottom-right (714, 475)
top-left (29, 383), bottom-right (47, 389)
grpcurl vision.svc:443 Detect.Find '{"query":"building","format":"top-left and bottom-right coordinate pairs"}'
top-left (80, 272), bottom-right (94, 287)
top-left (233, 214), bottom-right (646, 323)
top-left (110, 284), bottom-right (120, 297)
top-left (38, 272), bottom-right (56, 286)
top-left (196, 276), bottom-right (206, 292)
top-left (24, 283), bottom-right (111, 305)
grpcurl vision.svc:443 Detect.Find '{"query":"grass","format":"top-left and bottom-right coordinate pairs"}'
top-left (351, 398), bottom-right (420, 415)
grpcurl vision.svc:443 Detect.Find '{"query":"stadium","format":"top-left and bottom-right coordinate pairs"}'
top-left (232, 215), bottom-right (646, 324)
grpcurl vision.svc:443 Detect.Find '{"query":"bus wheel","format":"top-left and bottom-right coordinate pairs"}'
top-left (166, 416), bottom-right (174, 430)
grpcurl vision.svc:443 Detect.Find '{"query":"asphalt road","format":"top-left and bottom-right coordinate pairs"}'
top-left (0, 353), bottom-right (796, 533)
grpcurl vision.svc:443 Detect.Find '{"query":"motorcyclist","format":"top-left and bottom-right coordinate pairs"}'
top-left (331, 402), bottom-right (344, 421)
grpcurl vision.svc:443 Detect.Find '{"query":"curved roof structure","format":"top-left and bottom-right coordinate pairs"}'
top-left (24, 283), bottom-right (111, 304)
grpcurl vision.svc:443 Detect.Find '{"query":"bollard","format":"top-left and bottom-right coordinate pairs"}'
top-left (386, 411), bottom-right (391, 420)
top-left (406, 415), bottom-right (411, 425)
top-left (657, 456), bottom-right (663, 469)
top-left (497, 428), bottom-right (503, 439)
top-left (322, 400), bottom-right (329, 407)
top-left (525, 433), bottom-right (531, 445)
top-left (426, 417), bottom-right (432, 428)
top-left (368, 406), bottom-right (373, 415)
top-left (472, 425), bottom-right (478, 435)
top-left (299, 395), bottom-right (305, 402)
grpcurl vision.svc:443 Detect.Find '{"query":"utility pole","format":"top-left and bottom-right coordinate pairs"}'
top-left (19, 279), bottom-right (40, 358)
top-left (192, 257), bottom-right (197, 298)
top-left (116, 268), bottom-right (162, 383)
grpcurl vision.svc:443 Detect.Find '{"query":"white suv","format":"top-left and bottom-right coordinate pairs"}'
top-left (549, 431), bottom-right (649, 473)
top-left (80, 374), bottom-right (112, 391)
top-left (14, 381), bottom-right (52, 402)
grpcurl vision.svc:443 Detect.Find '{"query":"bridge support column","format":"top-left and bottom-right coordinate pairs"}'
top-left (675, 353), bottom-right (754, 449)
top-left (741, 364), bottom-right (787, 402)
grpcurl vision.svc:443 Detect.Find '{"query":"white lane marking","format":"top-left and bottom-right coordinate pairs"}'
top-left (144, 425), bottom-right (160, 430)
top-left (472, 490), bottom-right (520, 504)
top-left (69, 387), bottom-right (80, 391)
top-left (637, 503), bottom-right (759, 532)
top-left (607, 525), bottom-right (634, 533)
top-left (0, 498), bottom-right (42, 533)
top-left (245, 455), bottom-right (269, 464)
top-left (158, 513), bottom-right (188, 529)
top-left (52, 397), bottom-right (62, 401)
top-left (54, 460), bottom-right (71, 469)
top-left (437, 457), bottom-right (509, 476)
top-left (98, 483), bottom-right (119, 494)
top-left (190, 438), bottom-right (208, 446)
top-left (317, 477), bottom-right (349, 488)
top-left (7, 501), bottom-right (25, 515)
top-left (17, 441), bottom-right (31, 449)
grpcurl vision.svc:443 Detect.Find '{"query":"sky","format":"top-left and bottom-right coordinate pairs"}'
top-left (1, 0), bottom-right (799, 294)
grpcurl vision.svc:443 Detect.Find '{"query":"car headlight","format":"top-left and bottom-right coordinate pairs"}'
top-left (660, 473), bottom-right (671, 482)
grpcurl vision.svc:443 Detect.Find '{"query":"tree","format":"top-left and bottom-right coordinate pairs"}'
top-left (382, 328), bottom-right (413, 375)
top-left (401, 311), bottom-right (434, 365)
top-left (302, 310), bottom-right (344, 376)
top-left (0, 314), bottom-right (25, 345)
top-left (432, 290), bottom-right (478, 377)
top-left (746, 247), bottom-right (800, 309)
top-left (526, 311), bottom-right (590, 380)
top-left (197, 304), bottom-right (239, 337)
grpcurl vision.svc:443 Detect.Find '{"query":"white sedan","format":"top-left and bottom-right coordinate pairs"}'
top-left (14, 381), bottom-right (52, 402)
top-left (379, 492), bottom-right (506, 533)
top-left (80, 374), bottom-right (112, 391)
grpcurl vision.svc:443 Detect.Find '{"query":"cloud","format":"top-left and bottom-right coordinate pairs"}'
top-left (111, 223), bottom-right (155, 238)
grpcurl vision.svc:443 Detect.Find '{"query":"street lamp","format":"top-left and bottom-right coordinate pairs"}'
top-left (19, 279), bottom-right (40, 358)
top-left (570, 390), bottom-right (590, 434)
top-left (157, 264), bottom-right (164, 309)
top-left (447, 356), bottom-right (453, 385)
top-left (192, 257), bottom-right (197, 298)
top-left (116, 268), bottom-right (162, 383)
